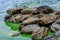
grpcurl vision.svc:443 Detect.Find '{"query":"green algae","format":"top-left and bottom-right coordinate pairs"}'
top-left (5, 21), bottom-right (55, 37)
top-left (5, 21), bottom-right (32, 37)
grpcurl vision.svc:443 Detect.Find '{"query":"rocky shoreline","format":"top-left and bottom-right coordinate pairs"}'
top-left (4, 5), bottom-right (60, 40)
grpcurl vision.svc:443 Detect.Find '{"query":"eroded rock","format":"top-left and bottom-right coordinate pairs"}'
top-left (51, 18), bottom-right (60, 32)
top-left (7, 8), bottom-right (23, 15)
top-left (20, 24), bottom-right (40, 34)
top-left (32, 27), bottom-right (48, 40)
top-left (37, 5), bottom-right (54, 14)
top-left (39, 15), bottom-right (57, 25)
top-left (22, 16), bottom-right (39, 25)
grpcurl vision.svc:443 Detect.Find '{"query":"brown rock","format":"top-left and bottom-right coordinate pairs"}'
top-left (20, 24), bottom-right (40, 34)
top-left (32, 27), bottom-right (48, 40)
top-left (51, 18), bottom-right (60, 32)
top-left (37, 5), bottom-right (54, 14)
top-left (39, 15), bottom-right (57, 25)
top-left (22, 16), bottom-right (39, 25)
top-left (55, 11), bottom-right (60, 15)
top-left (7, 8), bottom-right (23, 15)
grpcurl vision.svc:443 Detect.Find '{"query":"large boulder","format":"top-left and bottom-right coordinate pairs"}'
top-left (22, 16), bottom-right (39, 25)
top-left (32, 27), bottom-right (48, 40)
top-left (51, 16), bottom-right (60, 32)
top-left (39, 15), bottom-right (57, 25)
top-left (37, 5), bottom-right (54, 14)
top-left (20, 24), bottom-right (40, 34)
top-left (21, 9), bottom-right (38, 15)
top-left (7, 8), bottom-right (23, 15)
top-left (9, 15), bottom-right (22, 23)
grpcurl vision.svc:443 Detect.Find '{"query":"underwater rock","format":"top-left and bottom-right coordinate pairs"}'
top-left (22, 16), bottom-right (39, 25)
top-left (7, 8), bottom-right (23, 15)
top-left (32, 27), bottom-right (48, 40)
top-left (37, 5), bottom-right (54, 14)
top-left (39, 15), bottom-right (57, 25)
top-left (20, 24), bottom-right (40, 34)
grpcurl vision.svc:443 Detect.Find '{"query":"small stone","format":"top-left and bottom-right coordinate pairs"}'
top-left (37, 5), bottom-right (54, 14)
top-left (32, 27), bottom-right (48, 40)
top-left (20, 24), bottom-right (40, 34)
top-left (39, 15), bottom-right (57, 25)
top-left (22, 16), bottom-right (39, 25)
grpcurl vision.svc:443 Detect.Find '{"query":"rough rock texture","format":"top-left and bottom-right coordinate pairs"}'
top-left (51, 16), bottom-right (60, 32)
top-left (55, 11), bottom-right (60, 15)
top-left (7, 8), bottom-right (23, 15)
top-left (22, 16), bottom-right (39, 25)
top-left (37, 5), bottom-right (54, 14)
top-left (20, 24), bottom-right (40, 34)
top-left (44, 35), bottom-right (57, 40)
top-left (32, 27), bottom-right (48, 40)
top-left (39, 15), bottom-right (57, 25)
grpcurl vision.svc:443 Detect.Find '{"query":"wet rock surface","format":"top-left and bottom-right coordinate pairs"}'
top-left (4, 5), bottom-right (60, 40)
top-left (39, 15), bottom-right (57, 25)
top-left (20, 24), bottom-right (40, 34)
top-left (32, 27), bottom-right (48, 40)
top-left (37, 5), bottom-right (54, 14)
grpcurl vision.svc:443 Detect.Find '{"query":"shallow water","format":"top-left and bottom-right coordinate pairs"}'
top-left (0, 0), bottom-right (60, 40)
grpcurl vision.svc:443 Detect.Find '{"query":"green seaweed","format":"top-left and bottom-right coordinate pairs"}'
top-left (5, 21), bottom-right (54, 37)
top-left (5, 21), bottom-right (32, 37)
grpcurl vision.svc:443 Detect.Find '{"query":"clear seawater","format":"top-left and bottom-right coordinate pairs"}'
top-left (0, 0), bottom-right (60, 40)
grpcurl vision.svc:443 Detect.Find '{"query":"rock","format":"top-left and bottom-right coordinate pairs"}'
top-left (44, 35), bottom-right (57, 40)
top-left (22, 16), bottom-right (39, 25)
top-left (4, 15), bottom-right (11, 21)
top-left (7, 8), bottom-right (23, 15)
top-left (10, 15), bottom-right (22, 23)
top-left (32, 27), bottom-right (48, 40)
top-left (12, 33), bottom-right (20, 37)
top-left (55, 11), bottom-right (60, 15)
top-left (39, 15), bottom-right (57, 25)
top-left (21, 8), bottom-right (38, 14)
top-left (14, 15), bottom-right (22, 23)
top-left (20, 14), bottom-right (32, 21)
top-left (37, 5), bottom-right (54, 14)
top-left (20, 24), bottom-right (40, 34)
top-left (51, 19), bottom-right (60, 32)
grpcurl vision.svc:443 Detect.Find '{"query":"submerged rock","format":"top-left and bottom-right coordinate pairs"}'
top-left (20, 24), bottom-right (40, 34)
top-left (32, 27), bottom-right (48, 40)
top-left (39, 15), bottom-right (57, 25)
top-left (22, 16), bottom-right (39, 25)
top-left (7, 8), bottom-right (23, 15)
top-left (37, 5), bottom-right (54, 14)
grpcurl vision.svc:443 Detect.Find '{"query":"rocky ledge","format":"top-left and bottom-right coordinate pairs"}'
top-left (4, 5), bottom-right (60, 40)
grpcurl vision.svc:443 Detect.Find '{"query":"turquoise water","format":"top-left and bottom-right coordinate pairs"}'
top-left (0, 0), bottom-right (60, 40)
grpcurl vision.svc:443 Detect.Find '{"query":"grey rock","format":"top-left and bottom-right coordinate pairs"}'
top-left (39, 15), bottom-right (57, 25)
top-left (20, 24), bottom-right (40, 34)
top-left (22, 16), bottom-right (39, 25)
top-left (32, 27), bottom-right (48, 40)
top-left (37, 5), bottom-right (54, 14)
